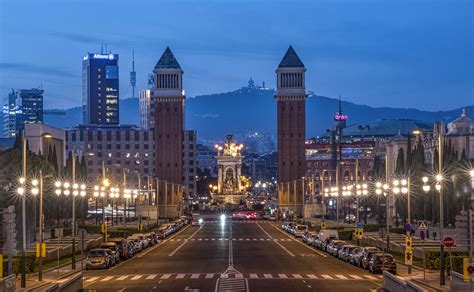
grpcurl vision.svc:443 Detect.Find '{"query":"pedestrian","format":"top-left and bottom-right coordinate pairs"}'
top-left (433, 231), bottom-right (437, 240)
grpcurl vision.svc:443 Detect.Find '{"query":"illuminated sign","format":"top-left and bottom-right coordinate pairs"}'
top-left (92, 54), bottom-right (115, 60)
top-left (334, 112), bottom-right (348, 121)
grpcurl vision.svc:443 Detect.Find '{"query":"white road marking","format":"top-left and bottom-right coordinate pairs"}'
top-left (264, 273), bottom-right (273, 279)
top-left (350, 275), bottom-right (363, 279)
top-left (161, 274), bottom-right (171, 279)
top-left (321, 274), bottom-right (333, 279)
top-left (278, 274), bottom-right (288, 279)
top-left (116, 275), bottom-right (128, 280)
top-left (206, 273), bottom-right (214, 279)
top-left (146, 274), bottom-right (157, 280)
top-left (256, 223), bottom-right (295, 257)
top-left (235, 273), bottom-right (243, 278)
top-left (292, 274), bottom-right (303, 279)
top-left (101, 276), bottom-right (114, 282)
top-left (176, 274), bottom-right (185, 279)
top-left (169, 225), bottom-right (203, 256)
top-left (364, 275), bottom-right (377, 280)
top-left (131, 275), bottom-right (143, 280)
top-left (86, 276), bottom-right (99, 282)
top-left (249, 273), bottom-right (258, 279)
top-left (335, 274), bottom-right (347, 279)
top-left (307, 274), bottom-right (318, 279)
top-left (191, 273), bottom-right (200, 279)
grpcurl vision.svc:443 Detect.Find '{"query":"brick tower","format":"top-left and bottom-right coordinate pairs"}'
top-left (276, 46), bottom-right (307, 215)
top-left (153, 47), bottom-right (185, 218)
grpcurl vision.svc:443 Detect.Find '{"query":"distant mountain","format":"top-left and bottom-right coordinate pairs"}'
top-left (39, 83), bottom-right (472, 140)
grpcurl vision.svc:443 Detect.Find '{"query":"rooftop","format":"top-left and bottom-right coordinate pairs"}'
top-left (278, 46), bottom-right (305, 68)
top-left (155, 47), bottom-right (181, 70)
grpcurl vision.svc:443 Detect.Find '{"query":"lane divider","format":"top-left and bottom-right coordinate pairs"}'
top-left (256, 223), bottom-right (295, 257)
top-left (168, 225), bottom-right (203, 256)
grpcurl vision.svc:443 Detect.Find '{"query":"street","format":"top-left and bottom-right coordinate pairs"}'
top-left (81, 219), bottom-right (382, 292)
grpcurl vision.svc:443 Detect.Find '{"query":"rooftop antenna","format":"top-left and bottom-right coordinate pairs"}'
top-left (101, 42), bottom-right (104, 54)
top-left (338, 95), bottom-right (342, 114)
top-left (130, 49), bottom-right (136, 98)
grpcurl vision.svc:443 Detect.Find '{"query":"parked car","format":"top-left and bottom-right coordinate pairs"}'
top-left (85, 249), bottom-right (112, 270)
top-left (282, 222), bottom-right (291, 231)
top-left (302, 231), bottom-right (318, 245)
top-left (318, 230), bottom-right (339, 243)
top-left (294, 225), bottom-right (308, 237)
top-left (107, 238), bottom-right (131, 260)
top-left (105, 249), bottom-right (117, 266)
top-left (99, 242), bottom-right (121, 264)
top-left (337, 245), bottom-right (353, 260)
top-left (268, 215), bottom-right (277, 221)
top-left (326, 240), bottom-right (346, 256)
top-left (368, 254), bottom-right (397, 274)
top-left (353, 247), bottom-right (380, 267)
top-left (362, 251), bottom-right (383, 270)
top-left (287, 223), bottom-right (297, 234)
top-left (342, 245), bottom-right (358, 262)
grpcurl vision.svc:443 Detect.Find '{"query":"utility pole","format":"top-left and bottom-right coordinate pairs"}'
top-left (71, 152), bottom-right (76, 270)
top-left (438, 129), bottom-right (445, 286)
top-left (385, 153), bottom-right (390, 251)
top-left (38, 170), bottom-right (44, 281)
top-left (21, 133), bottom-right (27, 288)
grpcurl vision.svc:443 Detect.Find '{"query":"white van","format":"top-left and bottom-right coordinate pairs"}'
top-left (294, 225), bottom-right (308, 237)
top-left (318, 230), bottom-right (339, 242)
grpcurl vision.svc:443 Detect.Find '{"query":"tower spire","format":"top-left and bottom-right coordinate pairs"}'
top-left (130, 49), bottom-right (136, 98)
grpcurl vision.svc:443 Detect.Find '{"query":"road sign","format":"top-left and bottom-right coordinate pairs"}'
top-left (405, 236), bottom-right (412, 249)
top-left (356, 222), bottom-right (364, 229)
top-left (356, 228), bottom-right (364, 239)
top-left (419, 230), bottom-right (426, 240)
top-left (443, 236), bottom-right (455, 248)
top-left (35, 243), bottom-right (46, 258)
top-left (321, 222), bottom-right (327, 229)
top-left (405, 248), bottom-right (413, 265)
top-left (418, 221), bottom-right (428, 231)
top-left (463, 258), bottom-right (474, 282)
top-left (405, 223), bottom-right (411, 232)
top-left (101, 223), bottom-right (108, 234)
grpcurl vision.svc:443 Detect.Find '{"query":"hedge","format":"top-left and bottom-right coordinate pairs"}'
top-left (424, 249), bottom-right (467, 270)
top-left (1, 253), bottom-right (36, 275)
top-left (50, 227), bottom-right (72, 238)
top-left (363, 224), bottom-right (381, 232)
top-left (338, 229), bottom-right (354, 240)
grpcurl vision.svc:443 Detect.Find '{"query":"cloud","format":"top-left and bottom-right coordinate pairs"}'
top-left (0, 62), bottom-right (78, 78)
top-left (193, 113), bottom-right (219, 119)
top-left (49, 31), bottom-right (130, 48)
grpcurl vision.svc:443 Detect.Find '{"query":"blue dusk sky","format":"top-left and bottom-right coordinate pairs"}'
top-left (0, 0), bottom-right (472, 110)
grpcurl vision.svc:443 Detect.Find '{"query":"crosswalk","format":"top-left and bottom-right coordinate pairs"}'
top-left (83, 273), bottom-right (382, 283)
top-left (169, 238), bottom-right (293, 242)
top-left (204, 220), bottom-right (269, 223)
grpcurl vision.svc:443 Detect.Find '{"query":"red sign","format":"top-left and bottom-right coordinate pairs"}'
top-left (443, 237), bottom-right (455, 247)
top-left (334, 113), bottom-right (348, 121)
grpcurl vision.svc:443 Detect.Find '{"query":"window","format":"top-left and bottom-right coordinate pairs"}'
top-left (106, 131), bottom-right (111, 141)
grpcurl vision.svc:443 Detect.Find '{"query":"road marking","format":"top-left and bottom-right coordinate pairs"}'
top-left (260, 238), bottom-right (264, 241)
top-left (264, 273), bottom-right (273, 279)
top-left (176, 238), bottom-right (182, 241)
top-left (278, 274), bottom-right (288, 279)
top-left (256, 223), bottom-right (295, 257)
top-left (350, 275), bottom-right (362, 279)
top-left (268, 222), bottom-right (328, 258)
top-left (86, 277), bottom-right (99, 282)
top-left (212, 238), bottom-right (215, 241)
top-left (161, 274), bottom-right (171, 279)
top-left (235, 273), bottom-right (244, 278)
top-left (335, 274), bottom-right (347, 279)
top-left (364, 275), bottom-right (377, 280)
top-left (116, 275), bottom-right (128, 280)
top-left (307, 274), bottom-right (317, 279)
top-left (131, 275), bottom-right (143, 280)
top-left (292, 274), bottom-right (303, 279)
top-left (321, 274), bottom-right (333, 279)
top-left (101, 276), bottom-right (113, 282)
top-left (169, 225), bottom-right (203, 256)
top-left (206, 273), bottom-right (215, 279)
top-left (249, 273), bottom-right (258, 279)
top-left (146, 274), bottom-right (157, 280)
top-left (191, 273), bottom-right (200, 279)
top-left (176, 274), bottom-right (186, 279)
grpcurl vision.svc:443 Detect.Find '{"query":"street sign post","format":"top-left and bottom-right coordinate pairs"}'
top-left (405, 236), bottom-right (413, 266)
top-left (443, 237), bottom-right (455, 248)
top-left (463, 258), bottom-right (474, 282)
top-left (78, 229), bottom-right (87, 270)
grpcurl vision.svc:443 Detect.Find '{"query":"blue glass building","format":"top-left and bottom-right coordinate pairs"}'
top-left (82, 53), bottom-right (119, 125)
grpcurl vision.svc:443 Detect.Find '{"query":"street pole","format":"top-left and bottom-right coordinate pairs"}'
top-left (407, 176), bottom-right (411, 275)
top-left (102, 161), bottom-right (107, 242)
top-left (438, 131), bottom-right (445, 285)
top-left (21, 133), bottom-right (27, 288)
top-left (336, 164), bottom-right (339, 222)
top-left (356, 159), bottom-right (359, 223)
top-left (71, 152), bottom-right (76, 270)
top-left (38, 170), bottom-right (44, 281)
top-left (156, 179), bottom-right (160, 222)
top-left (385, 153), bottom-right (390, 252)
top-left (123, 170), bottom-right (127, 225)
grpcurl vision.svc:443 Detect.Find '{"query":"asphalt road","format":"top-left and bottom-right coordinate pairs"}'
top-left (82, 220), bottom-right (382, 292)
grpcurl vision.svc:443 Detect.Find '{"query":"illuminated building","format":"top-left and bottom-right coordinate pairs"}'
top-left (82, 52), bottom-right (119, 125)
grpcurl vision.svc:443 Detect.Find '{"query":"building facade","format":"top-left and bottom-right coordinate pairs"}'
top-left (153, 47), bottom-right (185, 217)
top-left (2, 89), bottom-right (20, 137)
top-left (24, 123), bottom-right (66, 170)
top-left (276, 46), bottom-right (307, 214)
top-left (19, 88), bottom-right (44, 130)
top-left (183, 130), bottom-right (197, 199)
top-left (82, 53), bottom-right (119, 125)
top-left (66, 124), bottom-right (154, 187)
top-left (139, 89), bottom-right (155, 131)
